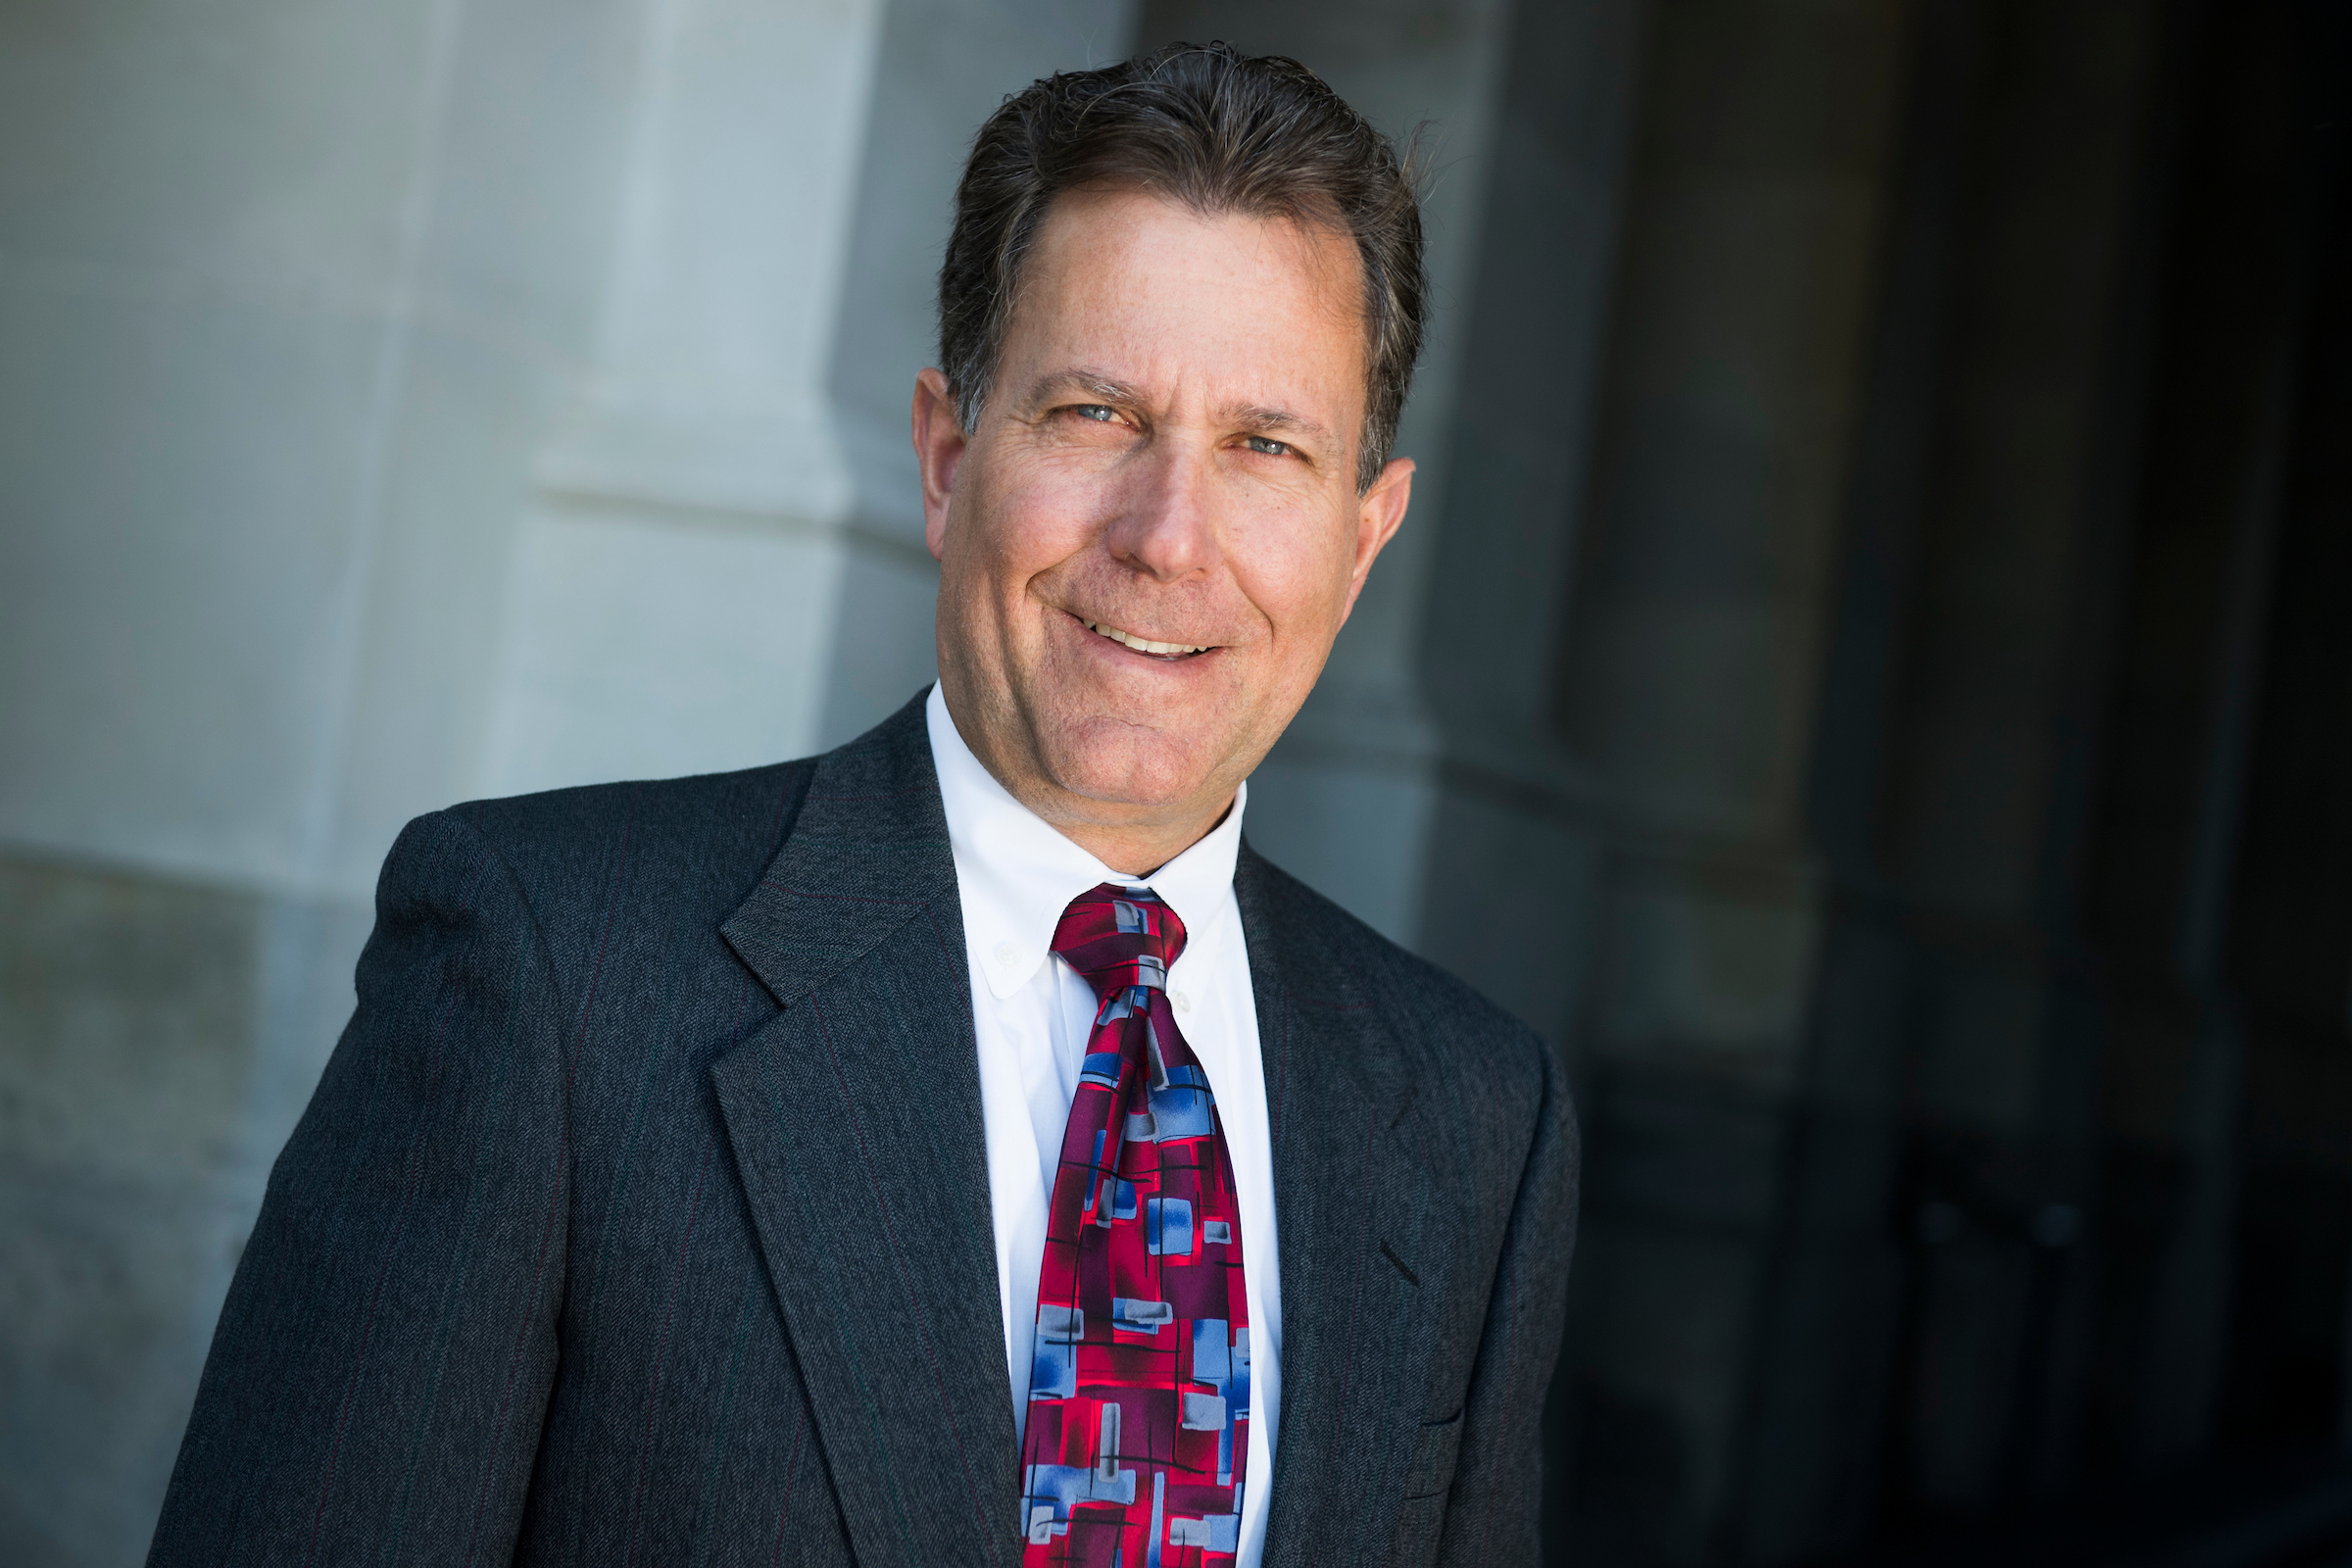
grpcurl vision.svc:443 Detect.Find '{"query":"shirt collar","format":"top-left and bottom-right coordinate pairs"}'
top-left (925, 683), bottom-right (1247, 1001)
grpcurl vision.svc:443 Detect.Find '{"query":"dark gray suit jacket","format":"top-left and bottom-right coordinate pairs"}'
top-left (150, 693), bottom-right (1577, 1567)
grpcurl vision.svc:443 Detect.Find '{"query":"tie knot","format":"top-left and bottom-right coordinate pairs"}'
top-left (1051, 883), bottom-right (1188, 1000)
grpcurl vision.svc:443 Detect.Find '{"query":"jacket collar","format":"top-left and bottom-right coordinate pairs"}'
top-left (719, 691), bottom-right (960, 1009)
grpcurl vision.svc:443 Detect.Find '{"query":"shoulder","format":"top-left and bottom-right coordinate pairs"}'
top-left (371, 692), bottom-right (934, 963)
top-left (1237, 844), bottom-right (1553, 1106)
top-left (450, 760), bottom-right (814, 875)
top-left (380, 759), bottom-right (818, 942)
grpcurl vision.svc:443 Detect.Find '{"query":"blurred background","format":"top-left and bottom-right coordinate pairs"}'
top-left (3, 0), bottom-right (2349, 1563)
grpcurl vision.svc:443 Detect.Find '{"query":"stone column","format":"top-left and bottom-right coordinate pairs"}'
top-left (2074, 0), bottom-right (2337, 1472)
top-left (1860, 0), bottom-right (2174, 1519)
top-left (1542, 2), bottom-right (1916, 1559)
top-left (0, 1), bottom-right (645, 1556)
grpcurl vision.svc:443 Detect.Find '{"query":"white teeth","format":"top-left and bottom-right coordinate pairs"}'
top-left (1081, 619), bottom-right (1210, 657)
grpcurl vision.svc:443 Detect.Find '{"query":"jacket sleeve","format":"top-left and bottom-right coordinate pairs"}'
top-left (1437, 1032), bottom-right (1580, 1566)
top-left (148, 810), bottom-right (570, 1567)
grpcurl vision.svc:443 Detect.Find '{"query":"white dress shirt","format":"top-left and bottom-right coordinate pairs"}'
top-left (926, 684), bottom-right (1281, 1567)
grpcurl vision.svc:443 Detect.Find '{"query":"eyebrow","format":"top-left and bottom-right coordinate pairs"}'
top-left (1024, 368), bottom-right (1147, 409)
top-left (1024, 368), bottom-right (1335, 446)
top-left (1229, 405), bottom-right (1333, 444)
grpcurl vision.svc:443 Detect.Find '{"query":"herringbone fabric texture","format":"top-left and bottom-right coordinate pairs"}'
top-left (1019, 886), bottom-right (1250, 1565)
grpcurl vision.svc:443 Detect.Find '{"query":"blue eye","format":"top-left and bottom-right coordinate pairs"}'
top-left (1074, 405), bottom-right (1117, 422)
top-left (1245, 435), bottom-right (1291, 457)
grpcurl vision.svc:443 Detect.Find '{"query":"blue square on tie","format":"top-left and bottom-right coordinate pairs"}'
top-left (1031, 1338), bottom-right (1077, 1400)
top-left (1146, 1197), bottom-right (1194, 1257)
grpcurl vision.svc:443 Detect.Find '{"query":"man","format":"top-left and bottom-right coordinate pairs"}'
top-left (151, 42), bottom-right (1575, 1568)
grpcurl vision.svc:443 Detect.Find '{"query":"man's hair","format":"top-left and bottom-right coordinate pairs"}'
top-left (939, 41), bottom-right (1426, 491)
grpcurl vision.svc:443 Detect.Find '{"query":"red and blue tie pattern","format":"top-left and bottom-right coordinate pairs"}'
top-left (1019, 884), bottom-right (1250, 1566)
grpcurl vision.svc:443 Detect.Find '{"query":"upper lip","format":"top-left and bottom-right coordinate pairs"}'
top-left (1074, 615), bottom-right (1215, 657)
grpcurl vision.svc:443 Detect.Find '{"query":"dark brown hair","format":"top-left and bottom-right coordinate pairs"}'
top-left (938, 41), bottom-right (1426, 491)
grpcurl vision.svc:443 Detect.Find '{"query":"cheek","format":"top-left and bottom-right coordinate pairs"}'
top-left (967, 463), bottom-right (1106, 587)
top-left (1229, 509), bottom-right (1357, 642)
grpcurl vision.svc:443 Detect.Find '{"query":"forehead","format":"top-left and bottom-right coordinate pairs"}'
top-left (1005, 187), bottom-right (1368, 419)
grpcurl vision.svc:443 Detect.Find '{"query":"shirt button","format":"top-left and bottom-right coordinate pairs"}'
top-left (1172, 991), bottom-right (1192, 1013)
top-left (994, 941), bottom-right (1020, 967)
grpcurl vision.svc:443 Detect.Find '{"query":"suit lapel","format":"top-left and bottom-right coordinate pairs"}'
top-left (711, 697), bottom-right (1019, 1568)
top-left (1241, 847), bottom-right (1454, 1568)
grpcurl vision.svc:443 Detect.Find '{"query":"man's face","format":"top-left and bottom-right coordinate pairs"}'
top-left (916, 186), bottom-right (1412, 860)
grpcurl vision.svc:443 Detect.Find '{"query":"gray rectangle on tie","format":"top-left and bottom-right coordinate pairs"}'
top-left (1114, 1298), bottom-right (1174, 1330)
top-left (1097, 1402), bottom-right (1121, 1482)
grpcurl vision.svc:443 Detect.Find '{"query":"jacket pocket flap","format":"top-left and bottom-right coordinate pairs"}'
top-left (1402, 1409), bottom-right (1466, 1500)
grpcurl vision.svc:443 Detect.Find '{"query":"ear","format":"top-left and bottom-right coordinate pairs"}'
top-left (913, 367), bottom-right (968, 562)
top-left (1339, 456), bottom-right (1414, 624)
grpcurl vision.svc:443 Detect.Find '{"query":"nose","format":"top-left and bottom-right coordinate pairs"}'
top-left (1104, 440), bottom-right (1221, 583)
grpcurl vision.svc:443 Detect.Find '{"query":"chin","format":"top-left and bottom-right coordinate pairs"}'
top-left (1038, 716), bottom-right (1222, 812)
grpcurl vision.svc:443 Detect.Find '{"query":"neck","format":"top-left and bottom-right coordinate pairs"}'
top-left (1045, 798), bottom-right (1235, 878)
top-left (988, 755), bottom-right (1234, 876)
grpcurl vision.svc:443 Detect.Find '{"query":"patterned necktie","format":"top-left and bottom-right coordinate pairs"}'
top-left (1018, 883), bottom-right (1250, 1566)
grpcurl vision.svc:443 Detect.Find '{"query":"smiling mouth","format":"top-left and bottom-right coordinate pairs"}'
top-left (1077, 616), bottom-right (1215, 660)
